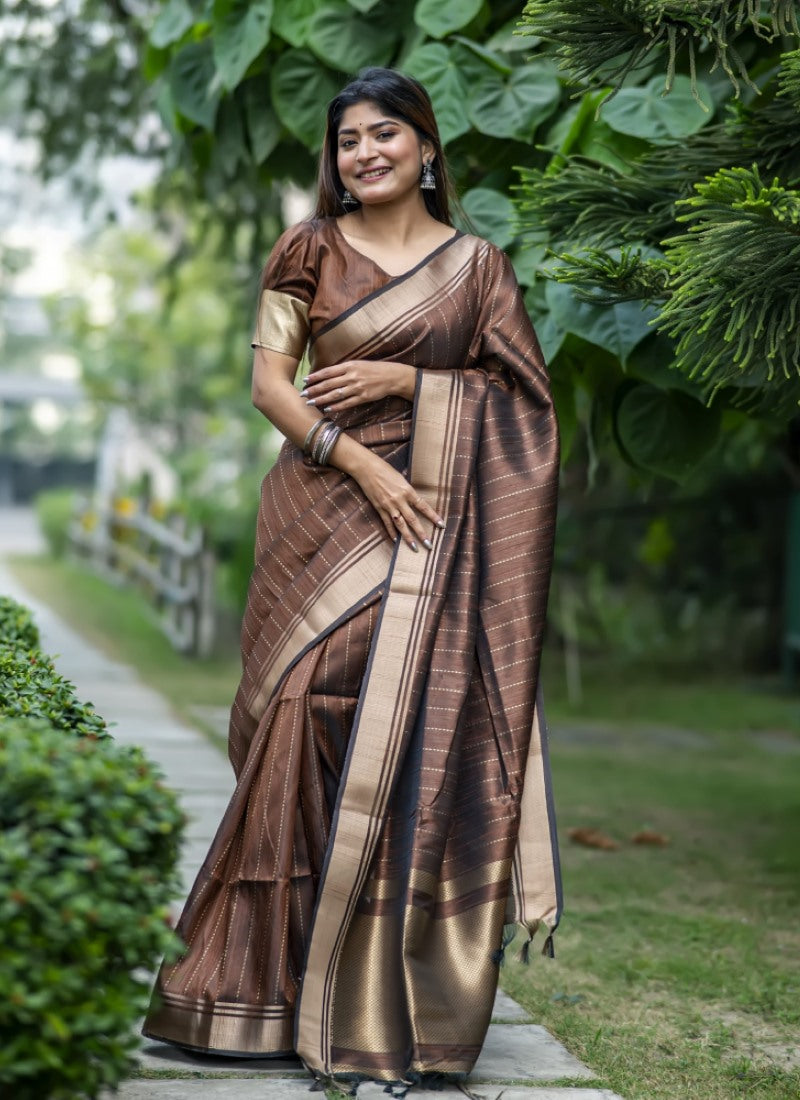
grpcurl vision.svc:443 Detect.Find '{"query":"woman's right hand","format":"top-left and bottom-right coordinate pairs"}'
top-left (354, 452), bottom-right (445, 552)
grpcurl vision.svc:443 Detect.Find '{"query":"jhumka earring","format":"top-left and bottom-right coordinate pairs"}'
top-left (341, 189), bottom-right (358, 207)
top-left (420, 161), bottom-right (436, 190)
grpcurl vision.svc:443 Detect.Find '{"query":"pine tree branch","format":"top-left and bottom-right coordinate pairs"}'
top-left (551, 247), bottom-right (672, 304)
top-left (516, 47), bottom-right (800, 251)
top-left (518, 0), bottom-right (799, 101)
top-left (658, 166), bottom-right (800, 395)
top-left (778, 48), bottom-right (800, 110)
top-left (517, 160), bottom-right (679, 248)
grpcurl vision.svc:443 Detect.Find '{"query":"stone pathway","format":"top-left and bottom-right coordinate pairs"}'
top-left (0, 508), bottom-right (624, 1100)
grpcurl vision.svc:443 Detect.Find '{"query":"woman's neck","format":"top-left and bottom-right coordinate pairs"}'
top-left (342, 193), bottom-right (438, 245)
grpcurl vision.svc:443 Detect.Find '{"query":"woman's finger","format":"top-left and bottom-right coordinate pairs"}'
top-left (304, 364), bottom-right (346, 385)
top-left (409, 494), bottom-right (446, 531)
top-left (378, 509), bottom-right (397, 544)
top-left (391, 511), bottom-right (419, 552)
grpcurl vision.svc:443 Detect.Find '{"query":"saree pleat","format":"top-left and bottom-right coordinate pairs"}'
top-left (144, 596), bottom-right (381, 1054)
top-left (144, 220), bottom-right (560, 1084)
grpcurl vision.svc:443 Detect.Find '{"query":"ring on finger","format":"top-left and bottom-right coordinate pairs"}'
top-left (392, 513), bottom-right (403, 523)
top-left (337, 387), bottom-right (344, 396)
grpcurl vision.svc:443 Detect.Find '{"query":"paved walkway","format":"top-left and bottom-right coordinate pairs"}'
top-left (0, 508), bottom-right (623, 1099)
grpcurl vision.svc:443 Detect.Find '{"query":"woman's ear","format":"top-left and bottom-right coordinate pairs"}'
top-left (420, 138), bottom-right (435, 165)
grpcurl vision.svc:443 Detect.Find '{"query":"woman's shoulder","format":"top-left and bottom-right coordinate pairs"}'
top-left (455, 232), bottom-right (516, 285)
top-left (272, 217), bottom-right (323, 252)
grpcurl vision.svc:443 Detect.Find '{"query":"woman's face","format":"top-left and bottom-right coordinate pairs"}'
top-left (336, 99), bottom-right (433, 208)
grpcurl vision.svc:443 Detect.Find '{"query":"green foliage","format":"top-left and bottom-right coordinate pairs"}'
top-left (34, 488), bottom-right (76, 559)
top-left (542, 280), bottom-right (658, 366)
top-left (600, 74), bottom-right (712, 141)
top-left (0, 597), bottom-right (40, 652)
top-left (779, 48), bottom-right (800, 109)
top-left (213, 0), bottom-right (274, 90)
top-left (414, 0), bottom-right (483, 39)
top-left (519, 0), bottom-right (799, 100)
top-left (659, 166), bottom-right (800, 395)
top-left (0, 717), bottom-right (184, 1100)
top-left (517, 12), bottom-right (800, 468)
top-left (468, 59), bottom-right (562, 140)
top-left (613, 381), bottom-right (723, 478)
top-left (0, 645), bottom-right (109, 740)
top-left (551, 247), bottom-right (672, 305)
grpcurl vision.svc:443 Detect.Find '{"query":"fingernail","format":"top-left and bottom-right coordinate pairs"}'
top-left (436, 519), bottom-right (446, 528)
top-left (410, 541), bottom-right (418, 552)
top-left (306, 398), bottom-right (316, 406)
top-left (422, 538), bottom-right (433, 550)
top-left (323, 406), bottom-right (332, 413)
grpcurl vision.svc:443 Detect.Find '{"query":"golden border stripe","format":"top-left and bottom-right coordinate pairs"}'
top-left (246, 534), bottom-right (391, 718)
top-left (511, 692), bottom-right (560, 931)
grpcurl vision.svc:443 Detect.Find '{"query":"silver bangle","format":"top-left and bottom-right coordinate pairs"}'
top-left (302, 418), bottom-right (326, 455)
top-left (314, 425), bottom-right (337, 465)
top-left (319, 426), bottom-right (341, 464)
top-left (312, 421), bottom-right (341, 465)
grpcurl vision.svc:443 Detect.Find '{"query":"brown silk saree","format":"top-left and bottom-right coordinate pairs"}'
top-left (143, 218), bottom-right (561, 1085)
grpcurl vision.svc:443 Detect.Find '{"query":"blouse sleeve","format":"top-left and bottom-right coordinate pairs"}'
top-left (251, 221), bottom-right (318, 359)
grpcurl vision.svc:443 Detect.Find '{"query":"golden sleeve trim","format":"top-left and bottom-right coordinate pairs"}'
top-left (251, 289), bottom-right (310, 359)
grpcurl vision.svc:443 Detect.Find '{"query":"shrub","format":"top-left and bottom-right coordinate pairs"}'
top-left (35, 488), bottom-right (76, 558)
top-left (0, 596), bottom-right (40, 651)
top-left (0, 646), bottom-right (109, 740)
top-left (0, 717), bottom-right (185, 1100)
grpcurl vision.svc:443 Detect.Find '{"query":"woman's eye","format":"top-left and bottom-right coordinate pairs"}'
top-left (378, 131), bottom-right (396, 140)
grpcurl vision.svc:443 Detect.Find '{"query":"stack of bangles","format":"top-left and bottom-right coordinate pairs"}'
top-left (303, 417), bottom-right (342, 465)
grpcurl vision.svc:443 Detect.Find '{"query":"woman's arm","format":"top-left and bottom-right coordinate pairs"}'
top-left (252, 348), bottom-right (442, 549)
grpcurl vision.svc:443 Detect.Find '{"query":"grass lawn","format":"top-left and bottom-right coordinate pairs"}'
top-left (8, 554), bottom-right (800, 1099)
top-left (505, 657), bottom-right (800, 1100)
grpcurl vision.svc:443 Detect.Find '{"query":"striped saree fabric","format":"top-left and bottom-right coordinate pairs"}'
top-left (143, 218), bottom-right (561, 1086)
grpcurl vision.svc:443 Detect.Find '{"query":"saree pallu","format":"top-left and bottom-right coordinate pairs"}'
top-left (143, 229), bottom-right (561, 1084)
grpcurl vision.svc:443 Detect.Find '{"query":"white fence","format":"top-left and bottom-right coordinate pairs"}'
top-left (69, 501), bottom-right (215, 657)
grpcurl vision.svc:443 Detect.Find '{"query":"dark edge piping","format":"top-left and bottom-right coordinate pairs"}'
top-left (536, 681), bottom-right (563, 930)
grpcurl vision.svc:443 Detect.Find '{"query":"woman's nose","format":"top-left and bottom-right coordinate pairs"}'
top-left (356, 137), bottom-right (377, 161)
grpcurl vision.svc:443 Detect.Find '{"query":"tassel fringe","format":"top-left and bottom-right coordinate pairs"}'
top-left (515, 919), bottom-right (557, 964)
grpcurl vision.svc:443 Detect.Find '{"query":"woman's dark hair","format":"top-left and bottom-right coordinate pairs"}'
top-left (315, 67), bottom-right (457, 225)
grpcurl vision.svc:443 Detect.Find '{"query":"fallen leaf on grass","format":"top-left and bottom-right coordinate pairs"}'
top-left (567, 826), bottom-right (619, 850)
top-left (631, 829), bottom-right (671, 846)
top-left (550, 991), bottom-right (585, 1004)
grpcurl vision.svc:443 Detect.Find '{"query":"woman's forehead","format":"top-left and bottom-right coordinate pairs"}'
top-left (338, 101), bottom-right (405, 132)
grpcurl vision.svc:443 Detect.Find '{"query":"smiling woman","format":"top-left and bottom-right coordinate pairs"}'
top-left (143, 67), bottom-right (561, 1093)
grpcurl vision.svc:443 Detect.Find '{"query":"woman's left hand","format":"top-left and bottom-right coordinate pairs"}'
top-left (303, 359), bottom-right (415, 413)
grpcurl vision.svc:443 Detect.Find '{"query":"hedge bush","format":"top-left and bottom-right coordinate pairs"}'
top-left (0, 717), bottom-right (185, 1099)
top-left (0, 645), bottom-right (109, 740)
top-left (35, 488), bottom-right (76, 558)
top-left (0, 595), bottom-right (40, 651)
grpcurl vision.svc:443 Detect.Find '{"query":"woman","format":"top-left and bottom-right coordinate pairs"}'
top-left (144, 67), bottom-right (561, 1090)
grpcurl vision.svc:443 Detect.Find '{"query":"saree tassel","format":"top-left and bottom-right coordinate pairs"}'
top-left (491, 921), bottom-right (518, 966)
top-left (517, 918), bottom-right (540, 965)
top-left (542, 932), bottom-right (556, 959)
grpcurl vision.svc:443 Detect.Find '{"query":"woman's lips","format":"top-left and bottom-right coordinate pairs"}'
top-left (357, 168), bottom-right (391, 181)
